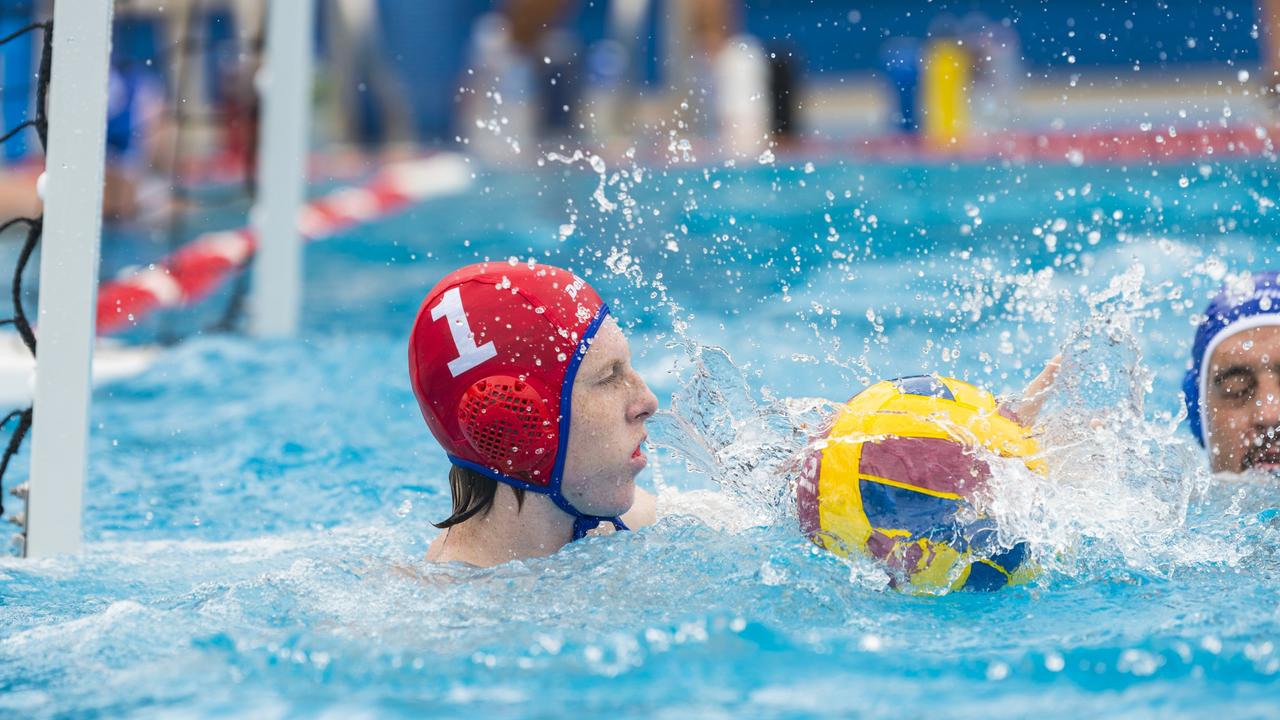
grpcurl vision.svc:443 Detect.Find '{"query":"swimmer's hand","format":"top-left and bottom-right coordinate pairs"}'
top-left (998, 355), bottom-right (1062, 426)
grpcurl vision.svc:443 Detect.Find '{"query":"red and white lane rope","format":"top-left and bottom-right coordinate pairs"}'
top-left (822, 123), bottom-right (1277, 163)
top-left (95, 153), bottom-right (471, 335)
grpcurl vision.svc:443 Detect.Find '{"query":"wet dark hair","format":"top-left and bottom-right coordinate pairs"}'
top-left (433, 465), bottom-right (526, 529)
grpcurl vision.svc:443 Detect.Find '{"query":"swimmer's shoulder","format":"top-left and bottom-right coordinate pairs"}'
top-left (424, 532), bottom-right (448, 562)
top-left (621, 487), bottom-right (658, 529)
top-left (423, 529), bottom-right (487, 566)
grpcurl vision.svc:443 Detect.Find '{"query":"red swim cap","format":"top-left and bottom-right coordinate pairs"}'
top-left (408, 261), bottom-right (609, 490)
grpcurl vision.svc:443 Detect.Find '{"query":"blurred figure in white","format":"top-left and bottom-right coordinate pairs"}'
top-left (665, 0), bottom-right (768, 157)
top-left (319, 0), bottom-right (416, 156)
top-left (1263, 0), bottom-right (1280, 106)
top-left (582, 0), bottom-right (647, 148)
top-left (462, 0), bottom-right (590, 162)
top-left (461, 11), bottom-right (538, 162)
top-left (712, 35), bottom-right (769, 156)
top-left (962, 13), bottom-right (1022, 136)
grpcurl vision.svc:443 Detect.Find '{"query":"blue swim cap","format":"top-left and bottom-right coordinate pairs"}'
top-left (1183, 271), bottom-right (1280, 446)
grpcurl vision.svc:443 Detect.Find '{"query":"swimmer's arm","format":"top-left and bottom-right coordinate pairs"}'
top-left (622, 487), bottom-right (657, 529)
top-left (999, 355), bottom-right (1062, 424)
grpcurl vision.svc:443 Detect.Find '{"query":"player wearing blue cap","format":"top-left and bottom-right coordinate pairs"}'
top-left (1184, 272), bottom-right (1280, 474)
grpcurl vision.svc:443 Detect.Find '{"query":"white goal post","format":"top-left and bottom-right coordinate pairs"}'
top-left (24, 0), bottom-right (114, 558)
top-left (248, 0), bottom-right (315, 338)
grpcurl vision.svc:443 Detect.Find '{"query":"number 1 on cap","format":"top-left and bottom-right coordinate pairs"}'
top-left (431, 287), bottom-right (498, 376)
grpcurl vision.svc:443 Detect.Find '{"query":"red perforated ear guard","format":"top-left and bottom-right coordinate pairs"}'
top-left (456, 375), bottom-right (557, 479)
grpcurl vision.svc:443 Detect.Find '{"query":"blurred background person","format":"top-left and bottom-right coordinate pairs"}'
top-left (1264, 0), bottom-right (1280, 104)
top-left (2, 0), bottom-right (1274, 220)
top-left (961, 12), bottom-right (1021, 137)
top-left (657, 0), bottom-right (770, 156)
top-left (460, 0), bottom-right (587, 160)
top-left (317, 0), bottom-right (416, 157)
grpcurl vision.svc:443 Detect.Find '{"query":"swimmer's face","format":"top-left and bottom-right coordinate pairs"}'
top-left (560, 317), bottom-right (658, 516)
top-left (1204, 326), bottom-right (1280, 474)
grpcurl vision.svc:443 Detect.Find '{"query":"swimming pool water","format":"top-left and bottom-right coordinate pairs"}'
top-left (2, 156), bottom-right (1279, 718)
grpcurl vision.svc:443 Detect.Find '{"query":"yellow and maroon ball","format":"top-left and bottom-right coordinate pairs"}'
top-left (796, 375), bottom-right (1042, 592)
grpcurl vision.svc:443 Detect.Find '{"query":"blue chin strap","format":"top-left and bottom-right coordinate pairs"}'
top-left (447, 455), bottom-right (629, 540)
top-left (448, 304), bottom-right (628, 541)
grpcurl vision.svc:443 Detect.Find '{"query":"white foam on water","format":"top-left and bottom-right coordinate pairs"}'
top-left (648, 261), bottom-right (1280, 591)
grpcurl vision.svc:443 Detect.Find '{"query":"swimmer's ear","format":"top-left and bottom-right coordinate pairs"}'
top-left (997, 355), bottom-right (1062, 426)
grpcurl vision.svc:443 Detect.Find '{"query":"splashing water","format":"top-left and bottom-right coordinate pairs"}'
top-left (649, 342), bottom-right (836, 527)
top-left (544, 149), bottom-right (617, 213)
top-left (4, 158), bottom-right (1279, 717)
top-left (649, 267), bottom-right (1280, 592)
top-left (983, 288), bottom-right (1280, 584)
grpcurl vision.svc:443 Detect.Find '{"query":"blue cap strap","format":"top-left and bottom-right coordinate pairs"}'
top-left (549, 304), bottom-right (611, 484)
top-left (572, 515), bottom-right (628, 540)
top-left (448, 455), bottom-right (628, 541)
